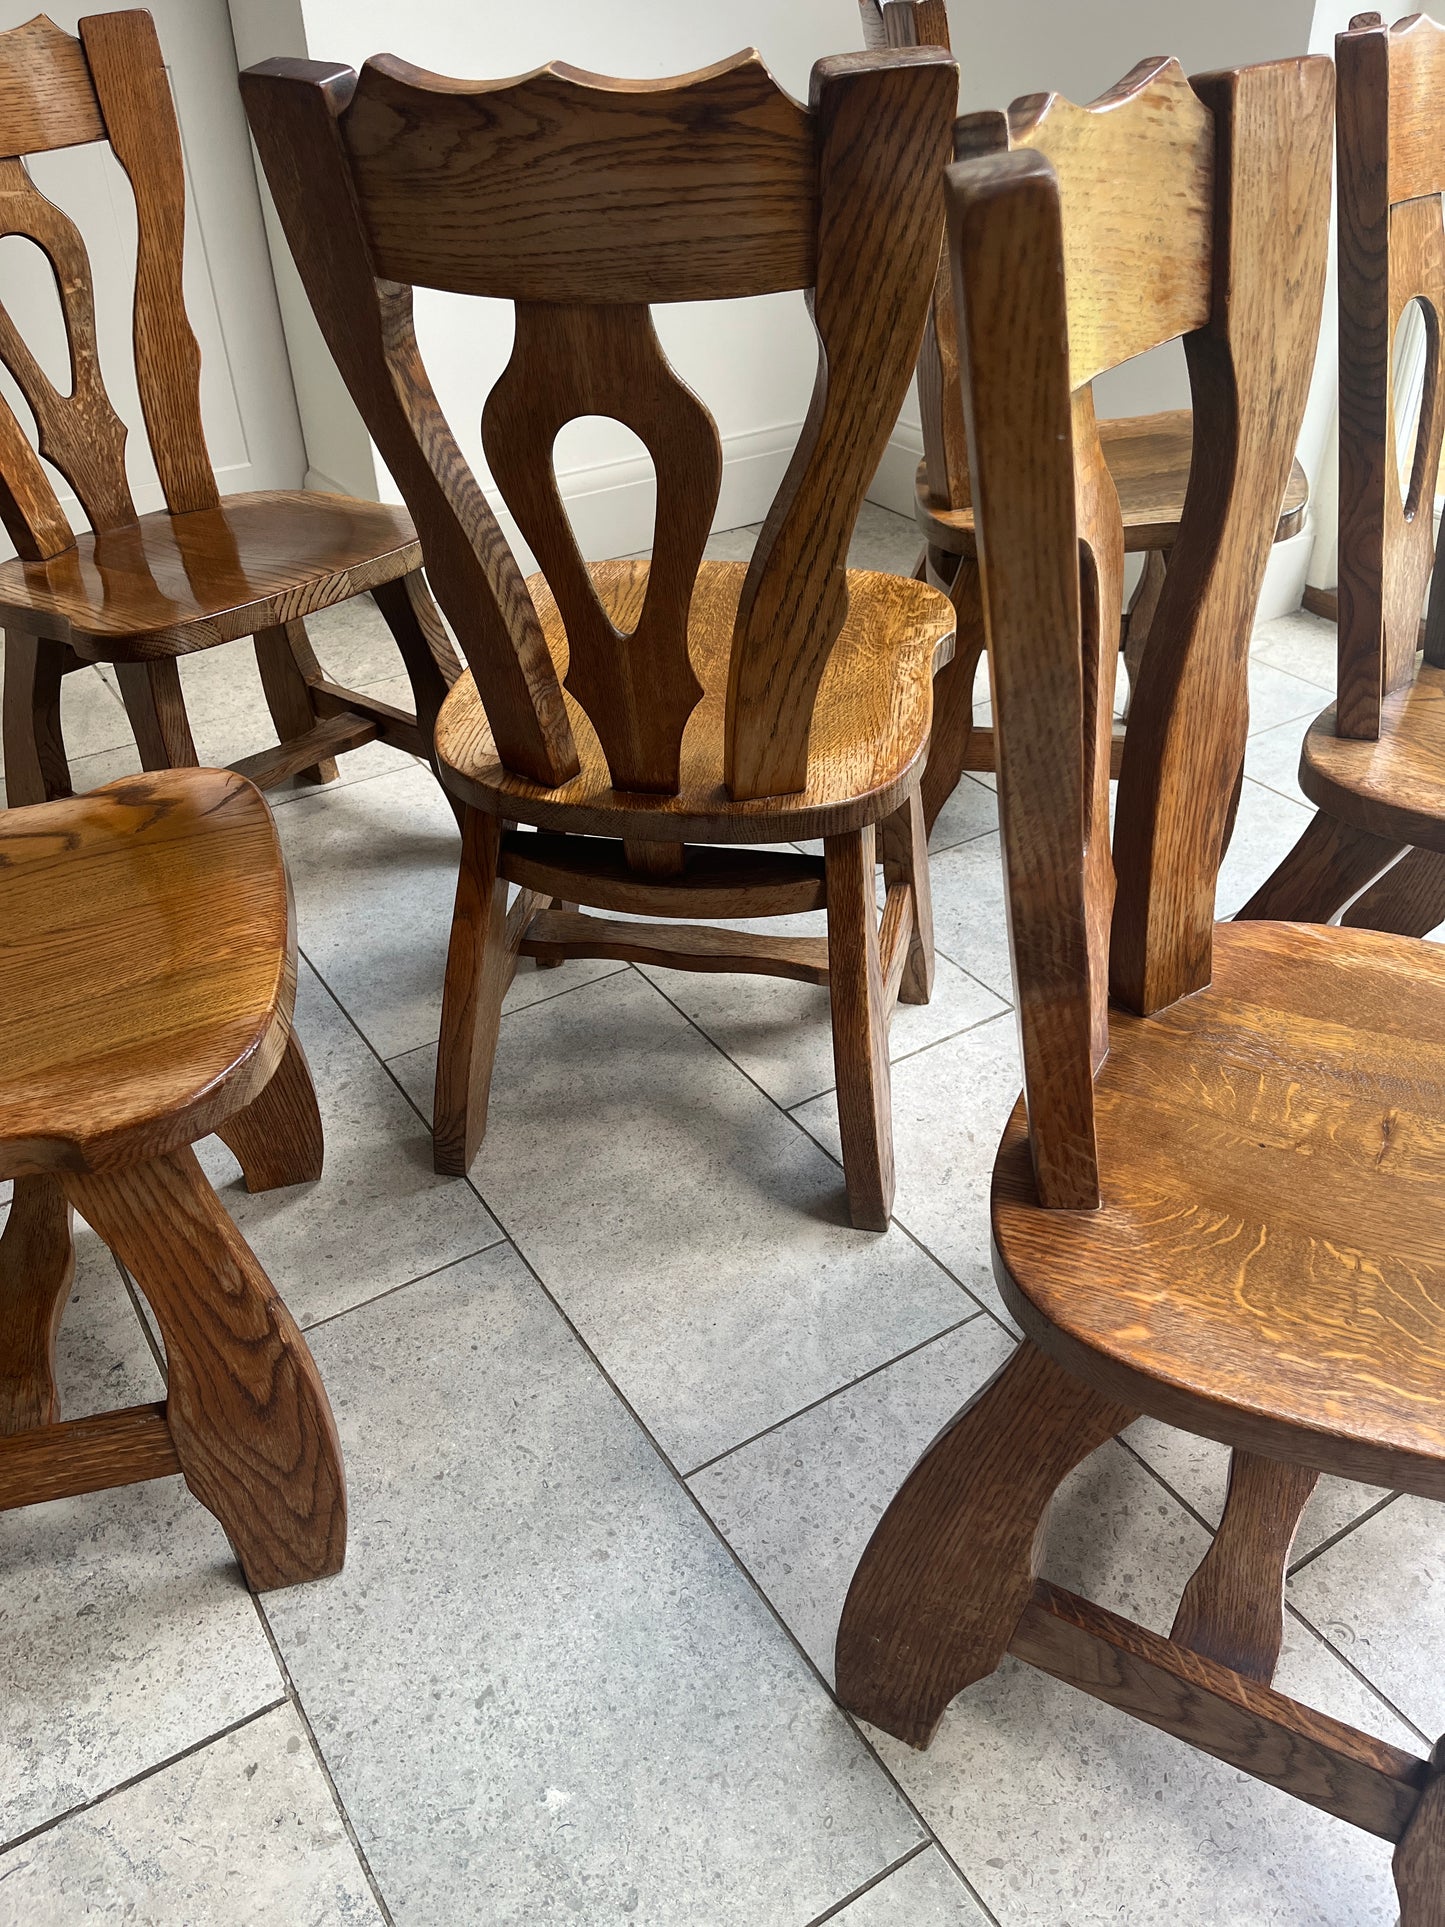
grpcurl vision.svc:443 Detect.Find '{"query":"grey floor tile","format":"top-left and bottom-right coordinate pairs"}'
top-left (848, 501), bottom-right (924, 574)
top-left (277, 759), bottom-right (620, 1060)
top-left (1288, 1494), bottom-right (1445, 1738)
top-left (195, 961), bottom-right (502, 1329)
top-left (1251, 608), bottom-right (1338, 689)
top-left (831, 1849), bottom-right (989, 1925)
top-left (926, 832), bottom-right (1013, 1002)
top-left (642, 934), bottom-right (1006, 1111)
top-left (307, 590), bottom-right (424, 691)
top-left (927, 773), bottom-right (998, 855)
top-left (1244, 657), bottom-right (1332, 736)
top-left (2, 1231), bottom-right (283, 1843)
top-left (1244, 714), bottom-right (1311, 806)
top-left (691, 1318), bottom-right (1017, 1674)
top-left (392, 969), bottom-right (970, 1470)
top-left (0, 1704), bottom-right (381, 1925)
top-left (1124, 1417), bottom-right (1392, 1566)
top-left (793, 1010), bottom-right (1021, 1326)
top-left (1216, 776), bottom-right (1314, 919)
top-left (264, 1244), bottom-right (923, 1927)
top-left (869, 1445), bottom-right (1415, 1926)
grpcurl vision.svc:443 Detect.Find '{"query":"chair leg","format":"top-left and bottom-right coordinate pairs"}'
top-left (114, 659), bottom-right (201, 771)
top-left (64, 1146), bottom-right (345, 1591)
top-left (1234, 811), bottom-right (1404, 923)
top-left (0, 1175), bottom-right (75, 1433)
top-left (253, 621), bottom-right (337, 786)
top-left (920, 553), bottom-right (986, 836)
top-left (434, 807), bottom-right (515, 1177)
top-left (880, 790), bottom-right (934, 1004)
top-left (3, 629), bottom-right (72, 805)
top-left (1169, 1450), bottom-right (1319, 1683)
top-left (826, 823), bottom-right (894, 1231)
top-left (835, 1339), bottom-right (1136, 1748)
top-left (372, 572), bottom-right (464, 820)
top-left (1341, 844), bottom-right (1445, 937)
top-left (215, 1030), bottom-right (325, 1192)
top-left (533, 896), bottom-right (575, 969)
top-left (1396, 1762), bottom-right (1445, 1926)
top-left (1120, 546), bottom-right (1168, 716)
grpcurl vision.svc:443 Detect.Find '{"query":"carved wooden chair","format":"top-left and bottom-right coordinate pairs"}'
top-left (858, 0), bottom-right (1309, 831)
top-left (835, 55), bottom-right (1445, 1920)
top-left (0, 767), bottom-right (345, 1591)
top-left (1243, 10), bottom-right (1445, 940)
top-left (241, 45), bottom-right (960, 1230)
top-left (0, 11), bottom-right (459, 811)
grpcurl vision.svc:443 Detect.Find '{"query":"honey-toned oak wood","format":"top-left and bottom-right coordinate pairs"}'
top-left (829, 51), bottom-right (1445, 1926)
top-left (244, 40), bottom-right (958, 1227)
top-left (1249, 11), bottom-right (1445, 932)
top-left (0, 768), bottom-right (344, 1591)
top-left (0, 11), bottom-right (457, 804)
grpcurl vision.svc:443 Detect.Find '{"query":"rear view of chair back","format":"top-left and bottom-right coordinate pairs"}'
top-left (241, 46), bottom-right (956, 802)
top-left (948, 57), bottom-right (1332, 1207)
top-left (0, 12), bottom-right (215, 561)
top-left (1337, 11), bottom-right (1445, 737)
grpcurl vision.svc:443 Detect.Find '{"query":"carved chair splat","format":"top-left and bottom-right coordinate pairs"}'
top-left (0, 10), bottom-right (461, 811)
top-left (859, 0), bottom-right (1309, 833)
top-left (0, 768), bottom-right (344, 1592)
top-left (242, 41), bottom-right (960, 1229)
top-left (1243, 9), bottom-right (1445, 938)
top-left (834, 52), bottom-right (1445, 1921)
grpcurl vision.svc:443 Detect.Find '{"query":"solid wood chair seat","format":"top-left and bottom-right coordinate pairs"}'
top-left (914, 410), bottom-right (1310, 557)
top-left (1296, 666), bottom-right (1445, 852)
top-left (0, 768), bottom-right (293, 1177)
top-left (993, 916), bottom-right (1445, 1498)
top-left (0, 491), bottom-right (421, 659)
top-left (434, 559), bottom-right (956, 841)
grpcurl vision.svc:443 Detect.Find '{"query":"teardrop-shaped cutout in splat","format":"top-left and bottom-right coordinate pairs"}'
top-left (1393, 294), bottom-right (1439, 520)
top-left (550, 415), bottom-right (656, 638)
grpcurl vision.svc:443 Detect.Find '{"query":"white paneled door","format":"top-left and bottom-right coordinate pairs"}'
top-left (0, 0), bottom-right (305, 557)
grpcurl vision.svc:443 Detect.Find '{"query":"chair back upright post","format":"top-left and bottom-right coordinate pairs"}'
top-left (240, 45), bottom-right (957, 802)
top-left (948, 56), bottom-right (1333, 1208)
top-left (0, 11), bottom-right (215, 562)
top-left (1338, 11), bottom-right (1445, 739)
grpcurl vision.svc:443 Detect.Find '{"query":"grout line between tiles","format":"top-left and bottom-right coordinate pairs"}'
top-left (682, 1312), bottom-right (982, 1480)
top-left (0, 1700), bottom-right (288, 1859)
top-left (1281, 1601), bottom-right (1433, 1751)
top-left (300, 1238), bottom-right (508, 1333)
top-left (798, 1840), bottom-right (933, 1927)
top-left (1287, 1491), bottom-right (1402, 1578)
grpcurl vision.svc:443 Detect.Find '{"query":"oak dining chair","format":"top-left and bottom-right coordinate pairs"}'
top-left (0, 11), bottom-right (459, 811)
top-left (1242, 9), bottom-right (1445, 938)
top-left (240, 42), bottom-right (960, 1231)
top-left (858, 0), bottom-right (1310, 833)
top-left (834, 52), bottom-right (1445, 1921)
top-left (0, 767), bottom-right (345, 1592)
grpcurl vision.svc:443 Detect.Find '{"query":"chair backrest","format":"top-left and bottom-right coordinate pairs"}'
top-left (241, 46), bottom-right (956, 800)
top-left (1336, 11), bottom-right (1445, 738)
top-left (0, 11), bottom-right (214, 561)
top-left (947, 55), bottom-right (1332, 1209)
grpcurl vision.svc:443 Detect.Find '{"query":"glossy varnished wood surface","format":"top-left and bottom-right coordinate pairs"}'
top-left (435, 560), bottom-right (955, 841)
top-left (0, 769), bottom-right (293, 1176)
top-left (1300, 665), bottom-right (1445, 849)
top-left (993, 918), bottom-right (1445, 1496)
top-left (915, 412), bottom-right (1309, 557)
top-left (0, 493), bottom-right (420, 658)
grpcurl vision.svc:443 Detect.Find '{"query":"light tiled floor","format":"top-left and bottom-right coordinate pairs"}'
top-left (2, 508), bottom-right (1434, 1925)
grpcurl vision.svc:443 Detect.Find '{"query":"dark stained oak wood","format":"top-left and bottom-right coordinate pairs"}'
top-left (215, 1031), bottom-right (325, 1195)
top-left (1396, 1761), bottom-right (1445, 1927)
top-left (244, 41), bottom-right (958, 1230)
top-left (0, 11), bottom-right (455, 800)
top-left (0, 1400), bottom-right (179, 1507)
top-left (0, 1172), bottom-right (73, 1431)
top-left (1341, 841), bottom-right (1445, 935)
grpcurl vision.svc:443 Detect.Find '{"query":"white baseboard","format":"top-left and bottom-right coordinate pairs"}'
top-left (1258, 524), bottom-right (1313, 622)
top-left (867, 426), bottom-right (924, 519)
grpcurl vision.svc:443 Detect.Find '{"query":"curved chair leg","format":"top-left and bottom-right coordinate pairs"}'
top-left (1170, 1450), bottom-right (1319, 1683)
top-left (880, 790), bottom-right (934, 1004)
top-left (835, 1340), bottom-right (1136, 1747)
top-left (216, 1030), bottom-right (325, 1192)
top-left (434, 807), bottom-right (518, 1176)
top-left (1341, 844), bottom-right (1445, 937)
top-left (0, 1175), bottom-right (75, 1432)
top-left (372, 571), bottom-right (464, 821)
top-left (114, 659), bottom-right (201, 771)
top-left (3, 629), bottom-right (72, 805)
top-left (825, 823), bottom-right (894, 1231)
top-left (1235, 811), bottom-right (1403, 923)
top-left (64, 1146), bottom-right (345, 1591)
top-left (1396, 1760), bottom-right (1445, 1926)
top-left (253, 620), bottom-right (337, 786)
top-left (1121, 546), bottom-right (1168, 717)
top-left (920, 554), bottom-right (986, 836)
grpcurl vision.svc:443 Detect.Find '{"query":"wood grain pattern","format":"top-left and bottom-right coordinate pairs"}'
top-left (0, 15), bottom-right (103, 160)
top-left (0, 1172), bottom-right (73, 1431)
top-left (1395, 1758), bottom-right (1445, 1927)
top-left (1, 627), bottom-right (70, 804)
top-left (499, 831), bottom-right (827, 920)
top-left (1340, 842), bottom-right (1445, 935)
top-left (0, 770), bottom-right (293, 1177)
top-left (517, 909), bottom-right (830, 985)
top-left (215, 1030), bottom-right (325, 1194)
top-left (826, 824), bottom-right (893, 1230)
top-left (0, 1399), bottom-right (179, 1508)
top-left (1170, 1451), bottom-right (1319, 1682)
top-left (1301, 665), bottom-right (1445, 850)
top-left (252, 622), bottom-right (338, 787)
top-left (115, 657), bottom-right (200, 771)
top-left (1235, 807), bottom-right (1404, 922)
top-left (67, 1146), bottom-right (345, 1591)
